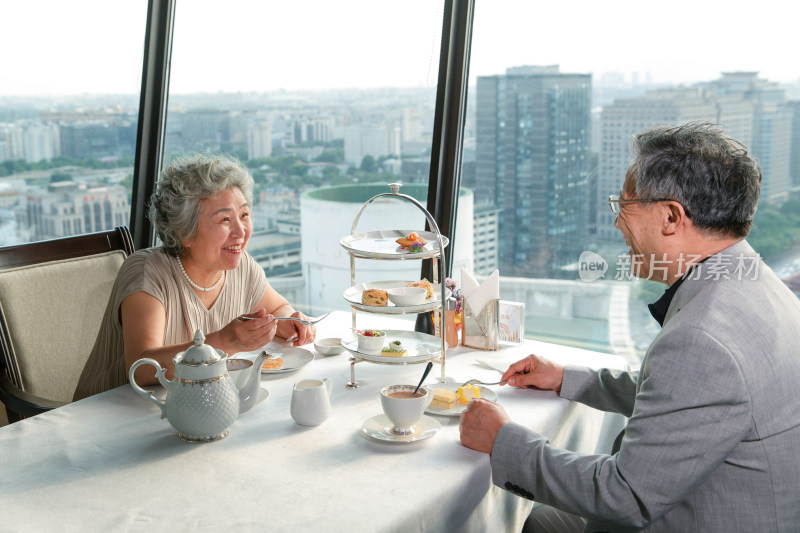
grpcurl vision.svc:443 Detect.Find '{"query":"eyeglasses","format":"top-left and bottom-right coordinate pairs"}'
top-left (608, 194), bottom-right (673, 215)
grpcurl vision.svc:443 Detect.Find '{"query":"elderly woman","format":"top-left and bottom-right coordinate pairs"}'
top-left (74, 154), bottom-right (314, 400)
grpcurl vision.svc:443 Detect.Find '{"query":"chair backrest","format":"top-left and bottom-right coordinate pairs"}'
top-left (0, 227), bottom-right (134, 403)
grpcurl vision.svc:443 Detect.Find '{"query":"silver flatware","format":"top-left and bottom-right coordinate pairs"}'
top-left (461, 378), bottom-right (506, 387)
top-left (237, 312), bottom-right (330, 326)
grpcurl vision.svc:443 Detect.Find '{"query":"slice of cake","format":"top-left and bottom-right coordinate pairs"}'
top-left (380, 340), bottom-right (407, 357)
top-left (431, 388), bottom-right (459, 409)
top-left (262, 354), bottom-right (284, 369)
top-left (456, 384), bottom-right (481, 404)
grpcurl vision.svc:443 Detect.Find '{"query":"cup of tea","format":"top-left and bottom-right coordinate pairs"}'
top-left (291, 378), bottom-right (333, 426)
top-left (380, 384), bottom-right (433, 435)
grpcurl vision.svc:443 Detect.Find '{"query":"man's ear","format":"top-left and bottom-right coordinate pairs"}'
top-left (662, 201), bottom-right (686, 236)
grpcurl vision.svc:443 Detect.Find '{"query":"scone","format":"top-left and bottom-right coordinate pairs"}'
top-left (406, 279), bottom-right (433, 299)
top-left (432, 388), bottom-right (459, 409)
top-left (456, 384), bottom-right (480, 404)
top-left (380, 340), bottom-right (407, 357)
top-left (361, 288), bottom-right (388, 306)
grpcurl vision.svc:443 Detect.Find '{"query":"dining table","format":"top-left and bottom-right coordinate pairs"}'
top-left (0, 310), bottom-right (628, 532)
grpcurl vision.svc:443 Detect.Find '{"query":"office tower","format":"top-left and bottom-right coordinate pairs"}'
top-left (789, 101), bottom-right (800, 190)
top-left (473, 65), bottom-right (592, 278)
top-left (14, 182), bottom-right (130, 242)
top-left (705, 72), bottom-right (794, 202)
top-left (343, 125), bottom-right (401, 166)
top-left (596, 88), bottom-right (716, 242)
top-left (247, 121), bottom-right (273, 159)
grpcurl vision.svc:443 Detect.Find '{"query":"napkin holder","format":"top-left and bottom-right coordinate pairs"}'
top-left (460, 297), bottom-right (500, 351)
top-left (498, 301), bottom-right (525, 345)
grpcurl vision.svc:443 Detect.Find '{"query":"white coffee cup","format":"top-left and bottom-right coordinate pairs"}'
top-left (380, 384), bottom-right (433, 435)
top-left (290, 378), bottom-right (333, 426)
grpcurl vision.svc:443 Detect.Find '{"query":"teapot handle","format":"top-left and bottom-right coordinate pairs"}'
top-left (129, 358), bottom-right (171, 417)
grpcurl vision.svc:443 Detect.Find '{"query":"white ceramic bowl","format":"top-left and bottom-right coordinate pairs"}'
top-left (355, 329), bottom-right (386, 352)
top-left (314, 337), bottom-right (344, 355)
top-left (387, 287), bottom-right (428, 306)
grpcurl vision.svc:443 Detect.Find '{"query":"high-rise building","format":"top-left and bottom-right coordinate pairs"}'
top-left (472, 65), bottom-right (592, 278)
top-left (343, 125), bottom-right (401, 166)
top-left (14, 182), bottom-right (129, 242)
top-left (247, 121), bottom-right (272, 159)
top-left (596, 88), bottom-right (716, 242)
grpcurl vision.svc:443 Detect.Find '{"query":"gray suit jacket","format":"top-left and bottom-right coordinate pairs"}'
top-left (491, 240), bottom-right (800, 532)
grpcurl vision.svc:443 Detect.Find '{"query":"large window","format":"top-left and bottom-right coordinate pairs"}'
top-left (164, 0), bottom-right (447, 316)
top-left (0, 1), bottom-right (147, 246)
top-left (458, 1), bottom-right (800, 365)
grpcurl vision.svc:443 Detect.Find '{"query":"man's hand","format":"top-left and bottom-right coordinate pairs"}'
top-left (459, 398), bottom-right (511, 454)
top-left (501, 354), bottom-right (565, 394)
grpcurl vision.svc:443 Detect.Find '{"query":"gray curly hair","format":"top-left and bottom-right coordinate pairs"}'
top-left (629, 122), bottom-right (762, 237)
top-left (148, 153), bottom-right (254, 256)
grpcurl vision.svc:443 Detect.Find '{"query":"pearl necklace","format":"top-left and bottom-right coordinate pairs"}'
top-left (177, 256), bottom-right (225, 292)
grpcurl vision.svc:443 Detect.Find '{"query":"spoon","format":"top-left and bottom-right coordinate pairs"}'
top-left (413, 362), bottom-right (433, 396)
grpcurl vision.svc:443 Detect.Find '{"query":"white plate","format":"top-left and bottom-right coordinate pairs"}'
top-left (423, 383), bottom-right (498, 417)
top-left (343, 280), bottom-right (442, 314)
top-left (260, 347), bottom-right (314, 374)
top-left (340, 230), bottom-right (448, 260)
top-left (341, 330), bottom-right (441, 363)
top-left (361, 414), bottom-right (441, 443)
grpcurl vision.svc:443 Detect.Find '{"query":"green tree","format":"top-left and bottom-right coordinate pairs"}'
top-left (360, 155), bottom-right (376, 173)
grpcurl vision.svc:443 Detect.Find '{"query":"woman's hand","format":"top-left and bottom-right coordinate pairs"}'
top-left (500, 354), bottom-right (565, 394)
top-left (214, 308), bottom-right (277, 354)
top-left (276, 310), bottom-right (316, 346)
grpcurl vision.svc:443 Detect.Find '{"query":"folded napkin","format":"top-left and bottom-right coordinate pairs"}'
top-left (461, 268), bottom-right (499, 315)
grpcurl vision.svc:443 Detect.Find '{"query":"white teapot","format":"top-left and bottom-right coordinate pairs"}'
top-left (129, 330), bottom-right (267, 442)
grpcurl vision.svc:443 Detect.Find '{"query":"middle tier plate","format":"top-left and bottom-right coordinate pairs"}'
top-left (343, 280), bottom-right (442, 314)
top-left (342, 330), bottom-right (441, 364)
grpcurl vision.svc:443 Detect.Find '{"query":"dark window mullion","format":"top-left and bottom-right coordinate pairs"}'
top-left (424, 0), bottom-right (475, 280)
top-left (130, 0), bottom-right (176, 250)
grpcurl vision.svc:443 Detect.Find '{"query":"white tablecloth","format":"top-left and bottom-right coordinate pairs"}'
top-left (0, 311), bottom-right (627, 532)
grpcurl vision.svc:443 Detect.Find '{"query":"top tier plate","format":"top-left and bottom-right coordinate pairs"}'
top-left (340, 230), bottom-right (449, 260)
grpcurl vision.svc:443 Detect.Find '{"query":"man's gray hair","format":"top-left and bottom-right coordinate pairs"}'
top-left (629, 122), bottom-right (762, 237)
top-left (148, 153), bottom-right (254, 256)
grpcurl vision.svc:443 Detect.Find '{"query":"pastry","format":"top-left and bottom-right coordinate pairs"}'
top-left (406, 279), bottom-right (433, 299)
top-left (456, 384), bottom-right (480, 404)
top-left (380, 340), bottom-right (407, 357)
top-left (361, 288), bottom-right (388, 306)
top-left (262, 355), bottom-right (284, 369)
top-left (396, 231), bottom-right (428, 248)
top-left (431, 388), bottom-right (459, 409)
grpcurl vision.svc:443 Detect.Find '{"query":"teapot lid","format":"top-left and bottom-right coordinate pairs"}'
top-left (180, 330), bottom-right (224, 365)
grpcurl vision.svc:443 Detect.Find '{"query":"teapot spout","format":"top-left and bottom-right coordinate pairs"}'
top-left (237, 351), bottom-right (267, 414)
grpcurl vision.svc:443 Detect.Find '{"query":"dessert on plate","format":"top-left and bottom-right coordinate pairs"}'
top-left (262, 355), bottom-right (284, 369)
top-left (431, 388), bottom-right (459, 409)
top-left (456, 384), bottom-right (480, 404)
top-left (361, 288), bottom-right (388, 306)
top-left (406, 278), bottom-right (433, 299)
top-left (396, 231), bottom-right (428, 249)
top-left (380, 340), bottom-right (407, 357)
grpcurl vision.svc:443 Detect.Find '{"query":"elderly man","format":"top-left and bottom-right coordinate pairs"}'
top-left (460, 122), bottom-right (800, 532)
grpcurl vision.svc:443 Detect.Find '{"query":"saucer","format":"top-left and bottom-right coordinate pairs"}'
top-left (256, 387), bottom-right (270, 404)
top-left (361, 414), bottom-right (441, 443)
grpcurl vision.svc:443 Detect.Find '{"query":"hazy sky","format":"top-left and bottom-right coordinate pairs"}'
top-left (1, 0), bottom-right (797, 96)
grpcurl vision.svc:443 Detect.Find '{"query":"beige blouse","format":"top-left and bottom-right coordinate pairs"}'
top-left (73, 247), bottom-right (267, 401)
